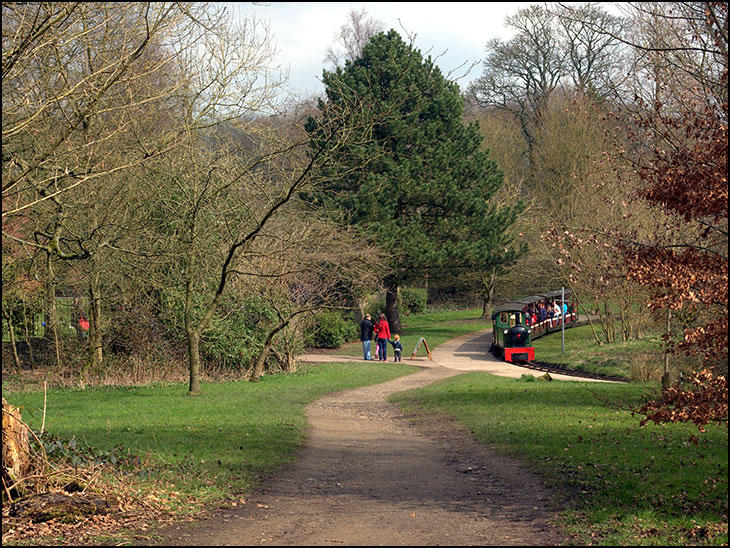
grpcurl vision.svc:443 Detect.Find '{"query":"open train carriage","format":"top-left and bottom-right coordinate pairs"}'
top-left (528, 290), bottom-right (578, 339)
top-left (490, 290), bottom-right (577, 363)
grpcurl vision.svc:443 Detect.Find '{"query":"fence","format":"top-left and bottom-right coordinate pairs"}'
top-left (2, 297), bottom-right (89, 342)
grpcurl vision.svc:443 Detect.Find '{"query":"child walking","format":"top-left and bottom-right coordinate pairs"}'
top-left (389, 334), bottom-right (403, 362)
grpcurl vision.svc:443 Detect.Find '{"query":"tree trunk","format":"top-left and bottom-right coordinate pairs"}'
top-left (2, 397), bottom-right (31, 499)
top-left (587, 295), bottom-right (603, 345)
top-left (271, 346), bottom-right (296, 373)
top-left (385, 284), bottom-right (402, 334)
top-left (44, 253), bottom-right (61, 371)
top-left (187, 329), bottom-right (202, 395)
top-left (252, 338), bottom-right (273, 382)
top-left (252, 320), bottom-right (290, 381)
top-left (352, 296), bottom-right (366, 323)
top-left (89, 270), bottom-right (103, 371)
top-left (184, 234), bottom-right (203, 395)
top-left (662, 309), bottom-right (672, 390)
top-left (604, 299), bottom-right (614, 343)
top-left (3, 310), bottom-right (22, 374)
top-left (21, 302), bottom-right (35, 367)
top-left (482, 268), bottom-right (499, 318)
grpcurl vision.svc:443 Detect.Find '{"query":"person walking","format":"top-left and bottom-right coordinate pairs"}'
top-left (360, 313), bottom-right (374, 360)
top-left (376, 313), bottom-right (391, 362)
top-left (389, 334), bottom-right (403, 362)
top-left (373, 315), bottom-right (381, 360)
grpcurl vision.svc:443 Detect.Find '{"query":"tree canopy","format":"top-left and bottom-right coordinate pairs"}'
top-left (305, 30), bottom-right (523, 330)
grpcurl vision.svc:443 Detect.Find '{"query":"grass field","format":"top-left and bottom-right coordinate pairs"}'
top-left (533, 324), bottom-right (672, 381)
top-left (391, 373), bottom-right (728, 545)
top-left (4, 309), bottom-right (726, 545)
top-left (5, 362), bottom-right (417, 512)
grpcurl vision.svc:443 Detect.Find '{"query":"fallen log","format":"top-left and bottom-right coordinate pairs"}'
top-left (8, 491), bottom-right (120, 524)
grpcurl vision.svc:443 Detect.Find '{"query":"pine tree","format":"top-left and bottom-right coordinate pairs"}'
top-left (305, 30), bottom-right (523, 331)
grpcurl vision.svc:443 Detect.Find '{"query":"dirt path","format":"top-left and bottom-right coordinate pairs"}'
top-left (154, 331), bottom-right (569, 546)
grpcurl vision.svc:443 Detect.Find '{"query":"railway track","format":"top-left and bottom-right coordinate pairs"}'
top-left (518, 360), bottom-right (628, 383)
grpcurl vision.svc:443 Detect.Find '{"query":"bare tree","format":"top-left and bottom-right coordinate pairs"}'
top-left (324, 7), bottom-right (385, 68)
top-left (2, 2), bottom-right (195, 217)
top-left (468, 3), bottom-right (625, 168)
top-left (555, 3), bottom-right (625, 96)
top-left (139, 6), bottom-right (390, 393)
top-left (2, 3), bottom-right (213, 380)
top-left (468, 5), bottom-right (567, 158)
top-left (240, 210), bottom-right (382, 380)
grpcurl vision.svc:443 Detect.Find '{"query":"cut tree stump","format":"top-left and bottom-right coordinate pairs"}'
top-left (2, 397), bottom-right (31, 496)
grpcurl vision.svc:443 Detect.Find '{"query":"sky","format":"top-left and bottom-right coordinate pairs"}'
top-left (230, 2), bottom-right (533, 99)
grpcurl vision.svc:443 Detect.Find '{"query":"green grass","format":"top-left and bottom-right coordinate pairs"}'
top-left (5, 307), bottom-right (488, 512)
top-left (5, 362), bottom-right (417, 510)
top-left (5, 308), bottom-right (725, 545)
top-left (533, 324), bottom-right (667, 381)
top-left (391, 373), bottom-right (728, 546)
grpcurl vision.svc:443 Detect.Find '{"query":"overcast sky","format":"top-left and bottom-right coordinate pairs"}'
top-left (229, 2), bottom-right (533, 99)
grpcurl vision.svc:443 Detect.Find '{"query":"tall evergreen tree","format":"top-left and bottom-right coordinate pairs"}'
top-left (305, 30), bottom-right (523, 331)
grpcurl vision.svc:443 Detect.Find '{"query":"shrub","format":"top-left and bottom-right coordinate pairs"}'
top-left (630, 351), bottom-right (661, 382)
top-left (309, 311), bottom-right (356, 348)
top-left (361, 287), bottom-right (428, 318)
top-left (399, 287), bottom-right (427, 316)
top-left (159, 289), bottom-right (278, 370)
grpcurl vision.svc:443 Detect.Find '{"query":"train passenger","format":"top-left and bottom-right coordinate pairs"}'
top-left (562, 302), bottom-right (568, 316)
top-left (539, 303), bottom-right (547, 322)
top-left (553, 301), bottom-right (561, 317)
top-left (531, 311), bottom-right (538, 326)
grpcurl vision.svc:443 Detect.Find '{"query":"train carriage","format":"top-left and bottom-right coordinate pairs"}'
top-left (490, 290), bottom-right (578, 363)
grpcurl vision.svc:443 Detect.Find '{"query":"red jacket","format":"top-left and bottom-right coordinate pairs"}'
top-left (376, 320), bottom-right (391, 340)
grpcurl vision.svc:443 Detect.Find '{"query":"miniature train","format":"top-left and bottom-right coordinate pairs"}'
top-left (490, 290), bottom-right (578, 362)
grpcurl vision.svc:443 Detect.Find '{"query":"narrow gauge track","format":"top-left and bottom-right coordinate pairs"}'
top-left (518, 360), bottom-right (628, 383)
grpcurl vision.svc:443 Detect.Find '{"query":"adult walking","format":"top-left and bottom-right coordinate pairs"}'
top-left (360, 313), bottom-right (374, 360)
top-left (375, 313), bottom-right (391, 362)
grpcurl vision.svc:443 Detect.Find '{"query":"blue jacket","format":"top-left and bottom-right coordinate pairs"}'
top-left (389, 339), bottom-right (403, 352)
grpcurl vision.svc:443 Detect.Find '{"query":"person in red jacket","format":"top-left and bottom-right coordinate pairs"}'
top-left (375, 313), bottom-right (391, 362)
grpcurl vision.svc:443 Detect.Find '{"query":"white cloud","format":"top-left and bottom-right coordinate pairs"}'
top-left (232, 2), bottom-right (534, 95)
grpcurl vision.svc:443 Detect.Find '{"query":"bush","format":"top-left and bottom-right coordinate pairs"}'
top-left (361, 287), bottom-right (428, 318)
top-left (310, 311), bottom-right (356, 348)
top-left (630, 351), bottom-right (661, 382)
top-left (201, 296), bottom-right (278, 368)
top-left (399, 287), bottom-right (427, 316)
top-left (158, 289), bottom-right (278, 370)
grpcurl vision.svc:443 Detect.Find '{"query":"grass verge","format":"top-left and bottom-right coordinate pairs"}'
top-left (3, 361), bottom-right (417, 544)
top-left (533, 324), bottom-right (670, 381)
top-left (391, 372), bottom-right (728, 546)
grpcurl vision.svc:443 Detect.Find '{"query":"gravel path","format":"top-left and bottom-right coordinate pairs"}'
top-left (154, 330), bottom-right (569, 546)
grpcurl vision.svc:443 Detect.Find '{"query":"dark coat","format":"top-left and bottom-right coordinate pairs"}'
top-left (360, 318), bottom-right (374, 341)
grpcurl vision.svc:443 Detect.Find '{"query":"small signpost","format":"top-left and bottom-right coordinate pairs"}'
top-left (410, 337), bottom-right (433, 361)
top-left (554, 286), bottom-right (566, 353)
